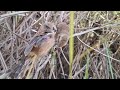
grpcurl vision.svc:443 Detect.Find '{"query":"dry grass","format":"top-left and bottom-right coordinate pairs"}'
top-left (0, 11), bottom-right (120, 79)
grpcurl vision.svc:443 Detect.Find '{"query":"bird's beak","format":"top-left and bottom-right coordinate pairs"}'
top-left (53, 29), bottom-right (57, 32)
top-left (53, 25), bottom-right (57, 32)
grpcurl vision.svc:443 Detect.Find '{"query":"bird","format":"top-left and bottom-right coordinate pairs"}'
top-left (24, 22), bottom-right (57, 58)
top-left (24, 22), bottom-right (57, 79)
top-left (24, 32), bottom-right (56, 79)
top-left (24, 32), bottom-right (56, 59)
top-left (55, 22), bottom-right (69, 48)
top-left (9, 22), bottom-right (57, 79)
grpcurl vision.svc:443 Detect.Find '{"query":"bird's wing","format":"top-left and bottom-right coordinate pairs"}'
top-left (35, 35), bottom-right (47, 47)
top-left (29, 36), bottom-right (40, 45)
top-left (24, 43), bottom-right (34, 56)
top-left (24, 34), bottom-right (50, 56)
top-left (24, 36), bottom-right (40, 56)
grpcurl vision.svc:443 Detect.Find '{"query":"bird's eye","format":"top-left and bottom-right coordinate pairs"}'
top-left (45, 25), bottom-right (50, 29)
top-left (117, 41), bottom-right (120, 44)
top-left (44, 31), bottom-right (48, 34)
top-left (53, 27), bottom-right (57, 32)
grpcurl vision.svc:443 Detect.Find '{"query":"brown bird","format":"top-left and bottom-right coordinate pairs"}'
top-left (9, 22), bottom-right (56, 79)
top-left (24, 32), bottom-right (56, 59)
top-left (25, 32), bottom-right (56, 79)
top-left (55, 22), bottom-right (69, 48)
top-left (24, 22), bottom-right (57, 58)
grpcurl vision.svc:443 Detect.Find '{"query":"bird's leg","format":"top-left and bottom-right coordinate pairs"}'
top-left (26, 55), bottom-right (37, 79)
top-left (21, 60), bottom-right (31, 78)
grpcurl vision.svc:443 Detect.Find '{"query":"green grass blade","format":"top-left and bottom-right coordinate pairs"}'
top-left (69, 11), bottom-right (74, 79)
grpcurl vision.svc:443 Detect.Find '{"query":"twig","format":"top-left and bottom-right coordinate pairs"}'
top-left (73, 65), bottom-right (86, 78)
top-left (57, 51), bottom-right (65, 79)
top-left (0, 11), bottom-right (30, 19)
top-left (33, 55), bottom-right (51, 79)
top-left (22, 12), bottom-right (45, 34)
top-left (0, 24), bottom-right (29, 43)
top-left (77, 37), bottom-right (120, 63)
top-left (73, 23), bottom-right (120, 37)
top-left (0, 73), bottom-right (10, 79)
top-left (0, 51), bottom-right (8, 72)
top-left (60, 48), bottom-right (70, 65)
top-left (15, 12), bottom-right (37, 32)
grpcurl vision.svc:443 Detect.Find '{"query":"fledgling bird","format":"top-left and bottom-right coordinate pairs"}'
top-left (55, 22), bottom-right (69, 48)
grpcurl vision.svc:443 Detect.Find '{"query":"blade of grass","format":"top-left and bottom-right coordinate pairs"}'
top-left (104, 41), bottom-right (114, 79)
top-left (69, 11), bottom-right (74, 79)
top-left (84, 51), bottom-right (90, 79)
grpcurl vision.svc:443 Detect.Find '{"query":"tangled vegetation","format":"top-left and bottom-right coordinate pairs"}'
top-left (0, 11), bottom-right (120, 79)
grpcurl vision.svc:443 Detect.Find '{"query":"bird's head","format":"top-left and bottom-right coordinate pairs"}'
top-left (57, 22), bottom-right (69, 32)
top-left (44, 22), bottom-right (57, 33)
